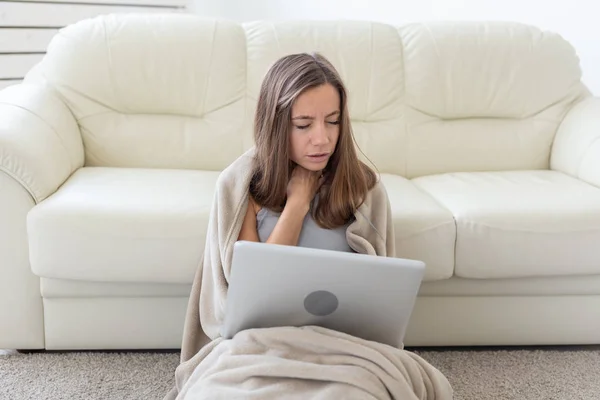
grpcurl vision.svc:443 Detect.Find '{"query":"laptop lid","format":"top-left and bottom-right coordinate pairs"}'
top-left (221, 241), bottom-right (425, 348)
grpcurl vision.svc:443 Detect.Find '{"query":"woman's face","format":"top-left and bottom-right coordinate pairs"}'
top-left (288, 83), bottom-right (341, 172)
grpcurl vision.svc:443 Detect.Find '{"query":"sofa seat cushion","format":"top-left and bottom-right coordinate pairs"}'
top-left (413, 170), bottom-right (600, 279)
top-left (27, 167), bottom-right (456, 284)
top-left (380, 174), bottom-right (456, 280)
top-left (28, 167), bottom-right (219, 283)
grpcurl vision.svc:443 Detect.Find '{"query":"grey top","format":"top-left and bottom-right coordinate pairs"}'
top-left (257, 200), bottom-right (354, 253)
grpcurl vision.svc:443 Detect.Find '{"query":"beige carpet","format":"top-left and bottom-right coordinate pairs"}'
top-left (1, 346), bottom-right (600, 399)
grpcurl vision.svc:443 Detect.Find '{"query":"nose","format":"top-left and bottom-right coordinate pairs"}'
top-left (310, 122), bottom-right (330, 146)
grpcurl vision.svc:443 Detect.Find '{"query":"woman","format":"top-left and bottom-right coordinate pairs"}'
top-left (239, 52), bottom-right (378, 250)
top-left (165, 53), bottom-right (452, 400)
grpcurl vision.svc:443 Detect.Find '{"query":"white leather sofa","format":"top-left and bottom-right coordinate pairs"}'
top-left (2, 13), bottom-right (600, 350)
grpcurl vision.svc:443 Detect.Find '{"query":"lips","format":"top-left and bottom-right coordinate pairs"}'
top-left (307, 153), bottom-right (330, 162)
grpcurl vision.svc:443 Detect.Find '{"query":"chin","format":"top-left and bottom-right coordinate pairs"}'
top-left (302, 164), bottom-right (325, 172)
top-left (298, 161), bottom-right (328, 172)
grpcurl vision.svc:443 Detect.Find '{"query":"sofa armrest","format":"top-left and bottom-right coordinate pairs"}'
top-left (551, 96), bottom-right (600, 187)
top-left (0, 84), bottom-right (84, 203)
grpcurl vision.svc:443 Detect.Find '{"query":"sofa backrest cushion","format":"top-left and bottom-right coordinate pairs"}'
top-left (27, 14), bottom-right (248, 171)
top-left (399, 21), bottom-right (588, 177)
top-left (27, 15), bottom-right (590, 176)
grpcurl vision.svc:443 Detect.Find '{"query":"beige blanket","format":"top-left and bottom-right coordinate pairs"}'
top-left (165, 148), bottom-right (453, 399)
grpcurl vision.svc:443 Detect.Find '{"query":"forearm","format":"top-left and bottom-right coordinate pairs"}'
top-left (265, 201), bottom-right (309, 246)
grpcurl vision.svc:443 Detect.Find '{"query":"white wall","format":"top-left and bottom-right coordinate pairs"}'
top-left (191, 0), bottom-right (600, 95)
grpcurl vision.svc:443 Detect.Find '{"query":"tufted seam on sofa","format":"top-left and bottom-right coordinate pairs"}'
top-left (101, 17), bottom-right (122, 115)
top-left (395, 24), bottom-right (408, 178)
top-left (0, 166), bottom-right (38, 204)
top-left (0, 99), bottom-right (78, 185)
top-left (200, 20), bottom-right (218, 118)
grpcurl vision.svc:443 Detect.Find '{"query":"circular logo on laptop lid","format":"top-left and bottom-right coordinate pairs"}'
top-left (304, 290), bottom-right (339, 316)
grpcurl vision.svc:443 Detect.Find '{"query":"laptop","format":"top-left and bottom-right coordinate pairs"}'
top-left (220, 240), bottom-right (425, 348)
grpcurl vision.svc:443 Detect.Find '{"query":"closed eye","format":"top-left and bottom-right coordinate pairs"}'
top-left (294, 120), bottom-right (339, 130)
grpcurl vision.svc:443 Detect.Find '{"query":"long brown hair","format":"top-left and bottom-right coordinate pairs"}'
top-left (250, 52), bottom-right (377, 229)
